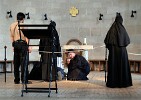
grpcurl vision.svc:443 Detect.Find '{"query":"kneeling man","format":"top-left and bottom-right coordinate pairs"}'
top-left (67, 49), bottom-right (90, 80)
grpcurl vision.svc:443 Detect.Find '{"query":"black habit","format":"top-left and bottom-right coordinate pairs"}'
top-left (39, 21), bottom-right (61, 81)
top-left (67, 55), bottom-right (90, 80)
top-left (104, 14), bottom-right (132, 88)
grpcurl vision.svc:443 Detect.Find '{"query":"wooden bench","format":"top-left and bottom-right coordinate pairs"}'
top-left (0, 60), bottom-right (13, 73)
top-left (89, 59), bottom-right (141, 73)
top-left (0, 60), bottom-right (39, 73)
top-left (89, 59), bottom-right (106, 71)
top-left (129, 60), bottom-right (141, 73)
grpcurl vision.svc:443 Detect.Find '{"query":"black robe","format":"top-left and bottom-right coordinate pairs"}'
top-left (28, 61), bottom-right (42, 80)
top-left (67, 55), bottom-right (90, 80)
top-left (39, 21), bottom-right (61, 81)
top-left (104, 14), bottom-right (132, 88)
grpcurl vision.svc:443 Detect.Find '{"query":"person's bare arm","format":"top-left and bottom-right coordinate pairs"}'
top-left (25, 37), bottom-right (32, 53)
top-left (10, 26), bottom-right (15, 51)
top-left (10, 26), bottom-right (14, 43)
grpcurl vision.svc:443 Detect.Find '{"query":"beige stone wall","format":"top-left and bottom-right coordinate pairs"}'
top-left (0, 0), bottom-right (141, 61)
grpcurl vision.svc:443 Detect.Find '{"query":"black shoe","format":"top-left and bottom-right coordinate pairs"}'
top-left (22, 81), bottom-right (32, 84)
top-left (14, 81), bottom-right (20, 84)
top-left (27, 81), bottom-right (32, 84)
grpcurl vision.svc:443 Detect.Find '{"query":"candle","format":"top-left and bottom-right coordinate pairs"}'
top-left (84, 38), bottom-right (87, 44)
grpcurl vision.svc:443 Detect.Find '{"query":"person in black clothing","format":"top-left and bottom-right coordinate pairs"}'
top-left (104, 13), bottom-right (132, 88)
top-left (67, 49), bottom-right (90, 80)
top-left (39, 21), bottom-right (62, 81)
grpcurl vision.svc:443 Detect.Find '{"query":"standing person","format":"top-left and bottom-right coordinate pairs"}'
top-left (104, 13), bottom-right (132, 88)
top-left (67, 49), bottom-right (90, 80)
top-left (10, 12), bottom-right (31, 84)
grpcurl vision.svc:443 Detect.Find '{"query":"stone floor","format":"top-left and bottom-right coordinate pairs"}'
top-left (0, 71), bottom-right (141, 100)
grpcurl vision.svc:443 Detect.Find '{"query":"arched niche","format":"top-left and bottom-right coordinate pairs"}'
top-left (66, 39), bottom-right (82, 45)
top-left (63, 39), bottom-right (82, 67)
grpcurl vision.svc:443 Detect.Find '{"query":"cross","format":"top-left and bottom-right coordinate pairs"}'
top-left (69, 6), bottom-right (79, 17)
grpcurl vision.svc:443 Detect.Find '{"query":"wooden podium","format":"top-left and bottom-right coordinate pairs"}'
top-left (19, 24), bottom-right (58, 97)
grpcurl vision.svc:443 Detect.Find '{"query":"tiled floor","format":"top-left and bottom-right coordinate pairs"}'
top-left (0, 71), bottom-right (141, 100)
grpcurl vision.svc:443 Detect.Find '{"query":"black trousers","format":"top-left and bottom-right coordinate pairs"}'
top-left (13, 40), bottom-right (29, 83)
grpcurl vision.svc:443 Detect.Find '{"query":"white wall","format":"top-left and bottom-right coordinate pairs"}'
top-left (0, 0), bottom-right (141, 61)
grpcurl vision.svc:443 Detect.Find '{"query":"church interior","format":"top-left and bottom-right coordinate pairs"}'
top-left (0, 0), bottom-right (141, 100)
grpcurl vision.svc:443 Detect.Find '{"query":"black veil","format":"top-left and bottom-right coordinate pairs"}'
top-left (104, 13), bottom-right (130, 47)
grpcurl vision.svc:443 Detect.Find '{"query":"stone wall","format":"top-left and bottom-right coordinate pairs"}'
top-left (0, 0), bottom-right (141, 61)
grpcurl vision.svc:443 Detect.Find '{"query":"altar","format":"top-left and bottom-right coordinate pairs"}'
top-left (62, 44), bottom-right (93, 61)
top-left (62, 45), bottom-right (94, 50)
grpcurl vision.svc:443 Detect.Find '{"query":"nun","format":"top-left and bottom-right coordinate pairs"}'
top-left (104, 13), bottom-right (132, 88)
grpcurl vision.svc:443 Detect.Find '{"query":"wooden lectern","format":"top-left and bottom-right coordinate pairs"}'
top-left (19, 24), bottom-right (58, 97)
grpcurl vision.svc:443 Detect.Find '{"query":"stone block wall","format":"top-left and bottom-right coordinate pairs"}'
top-left (0, 0), bottom-right (141, 61)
